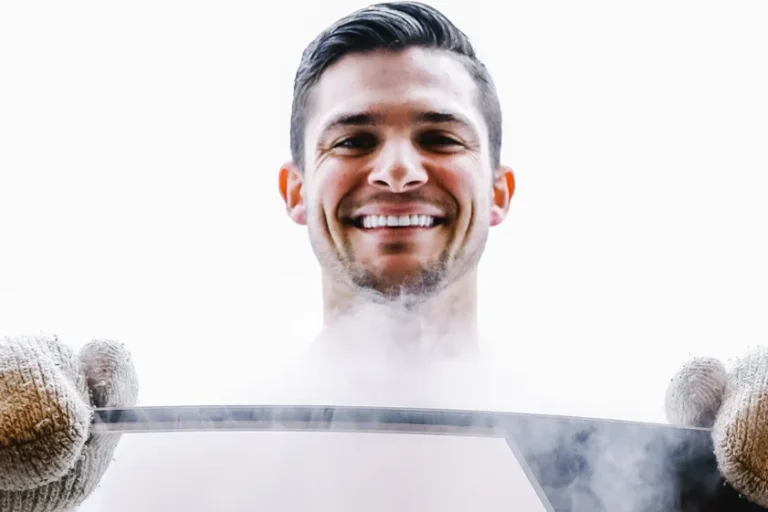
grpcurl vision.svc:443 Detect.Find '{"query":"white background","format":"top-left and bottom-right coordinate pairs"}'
top-left (1, 0), bottom-right (767, 423)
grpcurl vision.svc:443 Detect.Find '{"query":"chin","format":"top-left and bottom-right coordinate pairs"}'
top-left (353, 260), bottom-right (448, 304)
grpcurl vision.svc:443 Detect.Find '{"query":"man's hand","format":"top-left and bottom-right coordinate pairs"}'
top-left (0, 335), bottom-right (139, 511)
top-left (666, 347), bottom-right (768, 507)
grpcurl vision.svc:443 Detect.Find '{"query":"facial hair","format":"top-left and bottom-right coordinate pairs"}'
top-left (344, 244), bottom-right (450, 305)
top-left (307, 199), bottom-right (489, 306)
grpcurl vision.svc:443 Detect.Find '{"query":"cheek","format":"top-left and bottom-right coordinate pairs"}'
top-left (439, 165), bottom-right (495, 245)
top-left (442, 165), bottom-right (483, 212)
top-left (311, 163), bottom-right (359, 222)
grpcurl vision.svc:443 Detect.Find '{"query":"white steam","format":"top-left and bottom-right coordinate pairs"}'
top-left (88, 301), bottom-right (730, 511)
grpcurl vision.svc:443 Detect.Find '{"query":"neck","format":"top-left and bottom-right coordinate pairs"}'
top-left (315, 269), bottom-right (480, 360)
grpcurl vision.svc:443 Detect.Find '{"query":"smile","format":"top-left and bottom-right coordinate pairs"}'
top-left (351, 214), bottom-right (444, 229)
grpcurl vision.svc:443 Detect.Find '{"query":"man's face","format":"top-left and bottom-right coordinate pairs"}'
top-left (279, 47), bottom-right (514, 301)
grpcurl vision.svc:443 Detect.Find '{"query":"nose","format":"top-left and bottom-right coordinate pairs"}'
top-left (368, 140), bottom-right (428, 192)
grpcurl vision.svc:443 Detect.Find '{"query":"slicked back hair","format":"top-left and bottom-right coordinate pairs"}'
top-left (290, 1), bottom-right (502, 171)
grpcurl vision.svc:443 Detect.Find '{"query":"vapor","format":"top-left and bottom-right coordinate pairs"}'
top-left (86, 300), bottom-right (721, 511)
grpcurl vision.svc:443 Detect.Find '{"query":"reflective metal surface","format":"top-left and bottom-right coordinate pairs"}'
top-left (88, 405), bottom-right (765, 511)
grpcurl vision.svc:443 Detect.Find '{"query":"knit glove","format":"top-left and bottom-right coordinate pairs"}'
top-left (0, 335), bottom-right (139, 511)
top-left (665, 346), bottom-right (768, 507)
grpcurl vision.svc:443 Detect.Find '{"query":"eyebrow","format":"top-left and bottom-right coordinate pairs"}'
top-left (415, 111), bottom-right (469, 126)
top-left (321, 113), bottom-right (384, 134)
top-left (318, 110), bottom-right (476, 139)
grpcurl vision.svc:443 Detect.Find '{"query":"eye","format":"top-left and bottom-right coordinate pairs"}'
top-left (418, 132), bottom-right (464, 150)
top-left (333, 133), bottom-right (378, 153)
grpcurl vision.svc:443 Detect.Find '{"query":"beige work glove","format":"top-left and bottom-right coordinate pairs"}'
top-left (0, 335), bottom-right (139, 511)
top-left (665, 346), bottom-right (768, 507)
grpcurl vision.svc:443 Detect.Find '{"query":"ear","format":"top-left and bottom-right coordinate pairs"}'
top-left (490, 165), bottom-right (515, 227)
top-left (278, 161), bottom-right (307, 225)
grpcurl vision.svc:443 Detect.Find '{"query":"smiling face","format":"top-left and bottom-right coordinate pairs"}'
top-left (280, 47), bottom-right (514, 303)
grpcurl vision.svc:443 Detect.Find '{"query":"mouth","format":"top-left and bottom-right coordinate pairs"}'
top-left (347, 214), bottom-right (446, 230)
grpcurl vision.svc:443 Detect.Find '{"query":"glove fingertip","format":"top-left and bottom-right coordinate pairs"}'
top-left (78, 338), bottom-right (139, 409)
top-left (665, 357), bottom-right (726, 428)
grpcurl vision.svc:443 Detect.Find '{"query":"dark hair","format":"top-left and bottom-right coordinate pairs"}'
top-left (290, 1), bottom-right (503, 171)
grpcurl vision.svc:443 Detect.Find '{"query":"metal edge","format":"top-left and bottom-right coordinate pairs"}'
top-left (91, 404), bottom-right (710, 434)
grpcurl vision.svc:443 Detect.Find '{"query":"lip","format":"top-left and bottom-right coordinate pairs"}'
top-left (355, 224), bottom-right (438, 239)
top-left (348, 203), bottom-right (446, 219)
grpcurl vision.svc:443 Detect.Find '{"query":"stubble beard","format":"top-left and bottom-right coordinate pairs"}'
top-left (307, 206), bottom-right (490, 309)
top-left (346, 251), bottom-right (449, 307)
top-left (324, 236), bottom-right (487, 310)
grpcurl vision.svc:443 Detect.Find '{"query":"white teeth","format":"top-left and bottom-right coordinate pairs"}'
top-left (358, 214), bottom-right (437, 229)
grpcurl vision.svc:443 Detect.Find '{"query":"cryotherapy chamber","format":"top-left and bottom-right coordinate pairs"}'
top-left (83, 404), bottom-right (764, 511)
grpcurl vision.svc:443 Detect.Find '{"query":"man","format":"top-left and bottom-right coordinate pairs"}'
top-left (277, 1), bottom-right (514, 357)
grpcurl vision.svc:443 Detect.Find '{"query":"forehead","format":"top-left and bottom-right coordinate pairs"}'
top-left (305, 47), bottom-right (487, 141)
